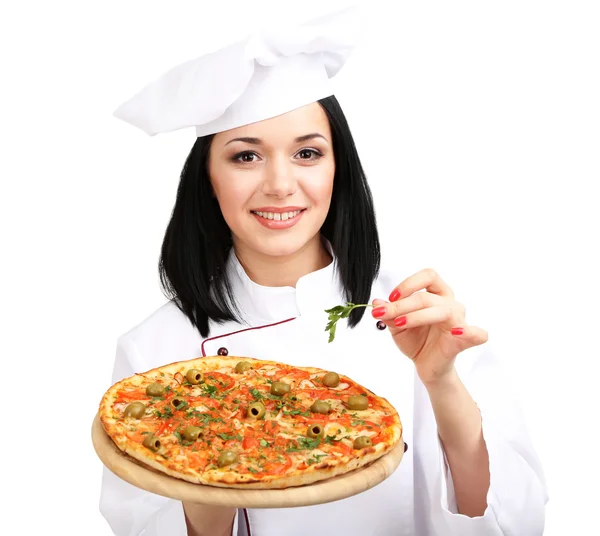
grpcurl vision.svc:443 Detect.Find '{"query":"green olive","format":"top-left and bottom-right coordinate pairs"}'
top-left (185, 369), bottom-right (203, 385)
top-left (145, 383), bottom-right (165, 397)
top-left (123, 401), bottom-right (146, 419)
top-left (307, 424), bottom-right (324, 439)
top-left (217, 450), bottom-right (239, 467)
top-left (182, 426), bottom-right (203, 442)
top-left (322, 372), bottom-right (340, 388)
top-left (353, 436), bottom-right (373, 450)
top-left (235, 361), bottom-right (252, 374)
top-left (143, 434), bottom-right (161, 452)
top-left (270, 381), bottom-right (291, 396)
top-left (247, 402), bottom-right (266, 419)
top-left (347, 395), bottom-right (369, 411)
top-left (170, 397), bottom-right (186, 410)
top-left (310, 400), bottom-right (331, 414)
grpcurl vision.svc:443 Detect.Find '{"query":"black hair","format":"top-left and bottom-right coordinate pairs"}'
top-left (159, 95), bottom-right (380, 338)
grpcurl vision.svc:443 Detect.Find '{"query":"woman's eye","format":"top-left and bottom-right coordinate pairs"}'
top-left (233, 151), bottom-right (259, 163)
top-left (296, 149), bottom-right (323, 160)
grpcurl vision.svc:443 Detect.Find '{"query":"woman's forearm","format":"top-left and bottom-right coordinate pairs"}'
top-left (424, 367), bottom-right (490, 517)
top-left (182, 502), bottom-right (236, 536)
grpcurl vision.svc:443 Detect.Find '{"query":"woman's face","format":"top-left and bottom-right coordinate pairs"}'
top-left (208, 103), bottom-right (335, 259)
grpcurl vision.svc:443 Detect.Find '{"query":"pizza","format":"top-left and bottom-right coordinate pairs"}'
top-left (99, 356), bottom-right (402, 489)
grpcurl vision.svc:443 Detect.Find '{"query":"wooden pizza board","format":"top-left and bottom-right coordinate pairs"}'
top-left (92, 413), bottom-right (404, 508)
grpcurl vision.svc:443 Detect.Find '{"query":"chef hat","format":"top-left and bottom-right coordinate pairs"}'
top-left (113, 6), bottom-right (364, 137)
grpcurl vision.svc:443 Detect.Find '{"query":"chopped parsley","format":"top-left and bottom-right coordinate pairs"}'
top-left (154, 406), bottom-right (174, 419)
top-left (247, 467), bottom-right (259, 474)
top-left (251, 388), bottom-right (264, 401)
top-left (283, 409), bottom-right (311, 417)
top-left (259, 439), bottom-right (269, 448)
top-left (351, 420), bottom-right (366, 426)
top-left (287, 436), bottom-right (321, 452)
top-left (217, 432), bottom-right (243, 442)
top-left (201, 384), bottom-right (218, 398)
top-left (308, 454), bottom-right (328, 465)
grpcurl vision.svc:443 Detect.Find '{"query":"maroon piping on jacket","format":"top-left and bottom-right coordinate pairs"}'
top-left (200, 317), bottom-right (297, 357)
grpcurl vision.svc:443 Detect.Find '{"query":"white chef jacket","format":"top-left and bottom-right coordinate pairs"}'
top-left (99, 249), bottom-right (548, 535)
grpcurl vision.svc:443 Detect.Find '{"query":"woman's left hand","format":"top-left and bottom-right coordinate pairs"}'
top-left (372, 268), bottom-right (488, 385)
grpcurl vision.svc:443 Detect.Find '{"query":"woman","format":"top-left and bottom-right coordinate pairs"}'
top-left (101, 7), bottom-right (547, 536)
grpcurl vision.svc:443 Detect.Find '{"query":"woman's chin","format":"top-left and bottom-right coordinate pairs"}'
top-left (242, 233), bottom-right (316, 259)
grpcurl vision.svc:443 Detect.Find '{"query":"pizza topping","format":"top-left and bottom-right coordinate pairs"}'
top-left (307, 424), bottom-right (324, 439)
top-left (142, 434), bottom-right (161, 451)
top-left (123, 401), bottom-right (146, 419)
top-left (322, 372), bottom-right (340, 387)
top-left (185, 369), bottom-right (203, 385)
top-left (217, 450), bottom-right (238, 467)
top-left (270, 381), bottom-right (291, 396)
top-left (182, 426), bottom-right (203, 441)
top-left (353, 436), bottom-right (373, 449)
top-left (103, 356), bottom-right (401, 486)
top-left (235, 361), bottom-right (252, 373)
top-left (310, 400), bottom-right (331, 414)
top-left (247, 402), bottom-right (266, 419)
top-left (146, 383), bottom-right (166, 397)
top-left (347, 395), bottom-right (369, 411)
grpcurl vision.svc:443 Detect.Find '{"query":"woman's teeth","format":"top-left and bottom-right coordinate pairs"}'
top-left (252, 210), bottom-right (303, 221)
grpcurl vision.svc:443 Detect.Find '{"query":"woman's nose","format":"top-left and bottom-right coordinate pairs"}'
top-left (261, 157), bottom-right (298, 198)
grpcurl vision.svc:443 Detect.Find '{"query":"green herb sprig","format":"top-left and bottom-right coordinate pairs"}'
top-left (324, 302), bottom-right (373, 343)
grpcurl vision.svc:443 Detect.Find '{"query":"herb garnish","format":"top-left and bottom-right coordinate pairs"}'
top-left (324, 303), bottom-right (373, 343)
top-left (287, 436), bottom-right (321, 452)
top-left (201, 384), bottom-right (218, 398)
top-left (308, 454), bottom-right (328, 465)
top-left (217, 432), bottom-right (243, 442)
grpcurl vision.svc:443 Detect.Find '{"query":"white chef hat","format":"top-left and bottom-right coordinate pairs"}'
top-left (113, 6), bottom-right (364, 138)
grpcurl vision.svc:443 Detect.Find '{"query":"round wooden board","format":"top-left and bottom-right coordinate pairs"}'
top-left (92, 414), bottom-right (404, 508)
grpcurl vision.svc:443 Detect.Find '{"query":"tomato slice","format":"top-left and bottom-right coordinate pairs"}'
top-left (206, 372), bottom-right (235, 390)
top-left (263, 420), bottom-right (280, 435)
top-left (263, 453), bottom-right (292, 475)
top-left (242, 430), bottom-right (259, 450)
top-left (156, 418), bottom-right (175, 436)
top-left (381, 415), bottom-right (395, 427)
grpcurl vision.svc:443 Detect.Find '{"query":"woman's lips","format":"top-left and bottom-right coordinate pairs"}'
top-left (250, 209), bottom-right (306, 230)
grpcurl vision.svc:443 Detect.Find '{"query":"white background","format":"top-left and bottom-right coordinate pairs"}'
top-left (1, 1), bottom-right (598, 534)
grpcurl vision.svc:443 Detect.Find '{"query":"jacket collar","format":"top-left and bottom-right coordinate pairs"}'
top-left (226, 239), bottom-right (344, 324)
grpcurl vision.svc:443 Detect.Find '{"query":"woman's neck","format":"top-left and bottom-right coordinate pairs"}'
top-left (233, 235), bottom-right (332, 288)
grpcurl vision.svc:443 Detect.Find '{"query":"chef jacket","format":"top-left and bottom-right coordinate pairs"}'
top-left (99, 248), bottom-right (548, 535)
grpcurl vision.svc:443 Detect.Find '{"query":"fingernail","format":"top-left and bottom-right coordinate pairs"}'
top-left (372, 306), bottom-right (386, 318)
top-left (394, 316), bottom-right (407, 327)
top-left (451, 328), bottom-right (464, 336)
top-left (389, 289), bottom-right (401, 302)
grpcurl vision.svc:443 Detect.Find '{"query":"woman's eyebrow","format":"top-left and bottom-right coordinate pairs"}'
top-left (225, 136), bottom-right (262, 146)
top-left (294, 133), bottom-right (327, 143)
top-left (225, 133), bottom-right (327, 146)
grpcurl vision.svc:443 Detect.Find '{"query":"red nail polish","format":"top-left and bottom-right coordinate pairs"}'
top-left (451, 328), bottom-right (464, 336)
top-left (389, 289), bottom-right (401, 302)
top-left (372, 306), bottom-right (386, 318)
top-left (394, 316), bottom-right (407, 327)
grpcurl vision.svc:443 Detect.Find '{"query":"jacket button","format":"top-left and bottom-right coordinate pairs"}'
top-left (404, 442), bottom-right (408, 453)
top-left (217, 347), bottom-right (228, 356)
top-left (376, 320), bottom-right (387, 330)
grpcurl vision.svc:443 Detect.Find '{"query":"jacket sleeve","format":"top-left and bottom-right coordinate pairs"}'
top-left (416, 345), bottom-right (548, 536)
top-left (98, 336), bottom-right (241, 536)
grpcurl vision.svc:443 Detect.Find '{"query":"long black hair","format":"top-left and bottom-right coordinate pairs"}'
top-left (159, 95), bottom-right (380, 338)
